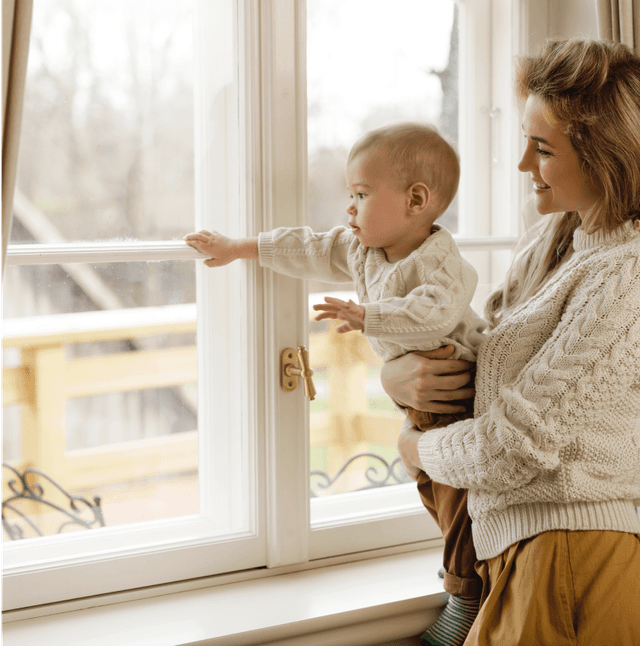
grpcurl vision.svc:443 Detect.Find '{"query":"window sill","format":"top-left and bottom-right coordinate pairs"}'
top-left (3, 546), bottom-right (447, 646)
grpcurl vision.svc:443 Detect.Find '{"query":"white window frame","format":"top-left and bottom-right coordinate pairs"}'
top-left (3, 0), bottom-right (267, 609)
top-left (3, 0), bottom-right (529, 612)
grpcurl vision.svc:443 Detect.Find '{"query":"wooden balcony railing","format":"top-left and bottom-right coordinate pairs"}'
top-left (3, 302), bottom-right (403, 497)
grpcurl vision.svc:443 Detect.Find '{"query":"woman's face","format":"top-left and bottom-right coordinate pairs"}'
top-left (518, 94), bottom-right (602, 218)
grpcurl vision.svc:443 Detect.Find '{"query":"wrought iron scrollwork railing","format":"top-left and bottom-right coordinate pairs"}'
top-left (3, 452), bottom-right (411, 537)
top-left (310, 452), bottom-right (413, 497)
top-left (2, 463), bottom-right (105, 540)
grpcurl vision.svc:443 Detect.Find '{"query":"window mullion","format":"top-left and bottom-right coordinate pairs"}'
top-left (458, 0), bottom-right (492, 238)
top-left (260, 0), bottom-right (311, 569)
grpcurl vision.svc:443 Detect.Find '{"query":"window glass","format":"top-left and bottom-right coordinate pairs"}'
top-left (12, 0), bottom-right (194, 244)
top-left (3, 0), bottom-right (198, 541)
top-left (307, 0), bottom-right (458, 496)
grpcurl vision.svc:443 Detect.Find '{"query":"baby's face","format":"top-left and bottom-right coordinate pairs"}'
top-left (345, 150), bottom-right (411, 254)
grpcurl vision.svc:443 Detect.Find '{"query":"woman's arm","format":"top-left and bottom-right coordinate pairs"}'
top-left (380, 345), bottom-right (475, 414)
top-left (414, 252), bottom-right (640, 493)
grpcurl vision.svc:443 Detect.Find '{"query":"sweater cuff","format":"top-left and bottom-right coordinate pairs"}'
top-left (362, 303), bottom-right (383, 337)
top-left (417, 427), bottom-right (451, 484)
top-left (258, 232), bottom-right (275, 268)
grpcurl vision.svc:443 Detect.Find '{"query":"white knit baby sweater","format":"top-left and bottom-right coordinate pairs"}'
top-left (418, 221), bottom-right (640, 560)
top-left (258, 224), bottom-right (486, 362)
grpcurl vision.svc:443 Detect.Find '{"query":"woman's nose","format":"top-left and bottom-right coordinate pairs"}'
top-left (518, 147), bottom-right (533, 173)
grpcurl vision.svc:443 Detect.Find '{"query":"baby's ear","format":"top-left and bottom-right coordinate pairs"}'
top-left (407, 182), bottom-right (430, 214)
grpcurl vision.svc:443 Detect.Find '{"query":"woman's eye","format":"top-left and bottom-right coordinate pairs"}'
top-left (536, 147), bottom-right (551, 157)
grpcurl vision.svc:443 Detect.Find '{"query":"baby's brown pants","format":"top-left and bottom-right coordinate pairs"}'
top-left (408, 407), bottom-right (482, 600)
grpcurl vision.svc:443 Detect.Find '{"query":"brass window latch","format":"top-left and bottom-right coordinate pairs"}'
top-left (280, 346), bottom-right (316, 401)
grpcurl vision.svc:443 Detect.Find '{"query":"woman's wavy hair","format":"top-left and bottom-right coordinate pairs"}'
top-left (486, 38), bottom-right (640, 327)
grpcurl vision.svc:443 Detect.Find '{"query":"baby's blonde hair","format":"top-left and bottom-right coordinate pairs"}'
top-left (348, 122), bottom-right (460, 218)
top-left (486, 38), bottom-right (640, 328)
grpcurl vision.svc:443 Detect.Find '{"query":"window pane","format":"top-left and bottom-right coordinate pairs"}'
top-left (13, 0), bottom-right (194, 244)
top-left (5, 0), bottom-right (198, 539)
top-left (307, 0), bottom-right (458, 496)
top-left (3, 261), bottom-right (197, 538)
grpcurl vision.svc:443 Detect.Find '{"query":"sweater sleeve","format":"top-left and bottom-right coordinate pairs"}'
top-left (362, 259), bottom-right (478, 346)
top-left (258, 226), bottom-right (354, 283)
top-left (417, 252), bottom-right (640, 492)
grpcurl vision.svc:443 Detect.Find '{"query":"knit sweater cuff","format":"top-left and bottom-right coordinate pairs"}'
top-left (362, 303), bottom-right (383, 337)
top-left (257, 232), bottom-right (275, 268)
top-left (416, 425), bottom-right (453, 484)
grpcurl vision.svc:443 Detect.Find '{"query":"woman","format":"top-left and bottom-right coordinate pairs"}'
top-left (383, 38), bottom-right (640, 645)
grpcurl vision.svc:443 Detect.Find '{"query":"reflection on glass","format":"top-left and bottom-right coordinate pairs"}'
top-left (307, 0), bottom-right (458, 495)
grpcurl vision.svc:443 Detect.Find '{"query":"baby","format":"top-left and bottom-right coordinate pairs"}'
top-left (185, 122), bottom-right (486, 646)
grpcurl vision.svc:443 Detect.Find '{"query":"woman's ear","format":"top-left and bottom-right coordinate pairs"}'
top-left (407, 182), bottom-right (430, 215)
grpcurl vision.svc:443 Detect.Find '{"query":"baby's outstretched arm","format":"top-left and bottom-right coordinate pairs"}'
top-left (184, 230), bottom-right (258, 267)
top-left (313, 296), bottom-right (365, 333)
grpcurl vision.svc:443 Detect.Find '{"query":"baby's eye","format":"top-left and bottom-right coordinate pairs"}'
top-left (357, 192), bottom-right (366, 199)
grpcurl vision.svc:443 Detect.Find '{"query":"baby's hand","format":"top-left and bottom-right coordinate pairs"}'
top-left (184, 230), bottom-right (239, 267)
top-left (313, 297), bottom-right (365, 333)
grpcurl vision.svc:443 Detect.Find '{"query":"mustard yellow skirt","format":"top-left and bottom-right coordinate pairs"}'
top-left (464, 530), bottom-right (640, 646)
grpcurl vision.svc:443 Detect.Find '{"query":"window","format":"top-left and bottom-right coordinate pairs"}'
top-left (3, 0), bottom-right (264, 608)
top-left (3, 0), bottom-right (523, 609)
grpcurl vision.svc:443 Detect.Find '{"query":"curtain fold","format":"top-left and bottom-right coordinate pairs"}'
top-left (2, 0), bottom-right (33, 278)
top-left (596, 0), bottom-right (640, 55)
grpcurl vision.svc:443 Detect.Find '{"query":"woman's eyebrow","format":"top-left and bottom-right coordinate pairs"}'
top-left (521, 124), bottom-right (553, 147)
top-left (529, 134), bottom-right (553, 146)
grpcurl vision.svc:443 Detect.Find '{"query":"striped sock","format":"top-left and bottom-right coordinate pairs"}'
top-left (421, 595), bottom-right (480, 646)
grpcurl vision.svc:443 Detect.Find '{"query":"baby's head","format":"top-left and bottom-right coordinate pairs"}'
top-left (348, 122), bottom-right (460, 221)
top-left (345, 123), bottom-right (460, 261)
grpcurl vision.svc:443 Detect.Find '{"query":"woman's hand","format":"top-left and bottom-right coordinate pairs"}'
top-left (397, 417), bottom-right (425, 480)
top-left (380, 345), bottom-right (475, 414)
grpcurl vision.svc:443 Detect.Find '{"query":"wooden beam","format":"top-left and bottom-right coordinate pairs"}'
top-left (65, 431), bottom-right (198, 490)
top-left (2, 366), bottom-right (29, 405)
top-left (21, 345), bottom-right (68, 487)
top-left (3, 304), bottom-right (196, 349)
top-left (65, 346), bottom-right (197, 398)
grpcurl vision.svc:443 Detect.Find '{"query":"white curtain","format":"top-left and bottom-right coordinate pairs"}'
top-left (596, 0), bottom-right (640, 55)
top-left (2, 0), bottom-right (33, 278)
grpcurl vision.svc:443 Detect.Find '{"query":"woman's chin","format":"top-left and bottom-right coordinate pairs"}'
top-left (533, 196), bottom-right (554, 216)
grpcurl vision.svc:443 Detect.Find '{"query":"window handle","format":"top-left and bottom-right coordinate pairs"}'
top-left (281, 346), bottom-right (316, 401)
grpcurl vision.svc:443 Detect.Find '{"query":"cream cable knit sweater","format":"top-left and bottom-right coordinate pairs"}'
top-left (418, 221), bottom-right (640, 560)
top-left (258, 224), bottom-right (486, 362)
